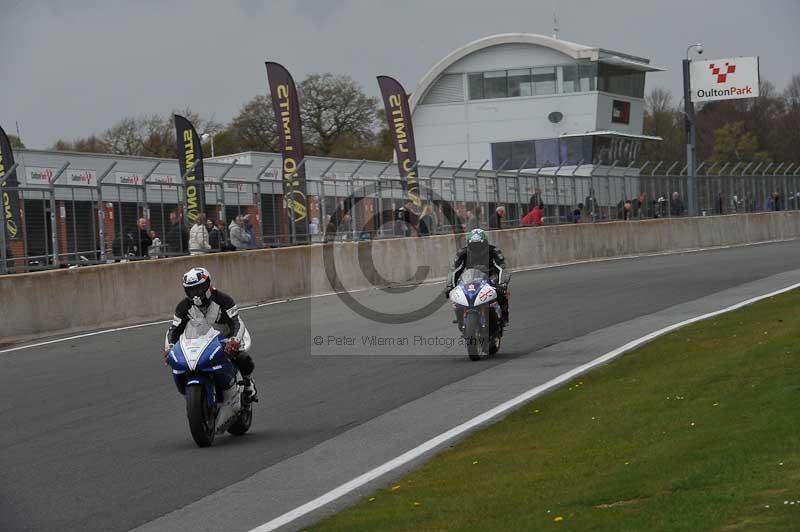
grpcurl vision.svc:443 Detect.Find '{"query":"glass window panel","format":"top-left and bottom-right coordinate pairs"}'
top-left (598, 65), bottom-right (645, 98)
top-left (562, 65), bottom-right (578, 93)
top-left (483, 70), bottom-right (508, 99)
top-left (560, 137), bottom-right (587, 165)
top-left (491, 142), bottom-right (512, 170)
top-left (533, 67), bottom-right (556, 95)
top-left (468, 73), bottom-right (484, 100)
top-left (507, 68), bottom-right (532, 97)
top-left (511, 141), bottom-right (535, 169)
top-left (535, 139), bottom-right (559, 167)
top-left (593, 136), bottom-right (612, 165)
top-left (579, 63), bottom-right (597, 91)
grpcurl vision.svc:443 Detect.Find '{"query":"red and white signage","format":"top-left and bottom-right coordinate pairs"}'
top-left (690, 56), bottom-right (760, 103)
top-left (65, 169), bottom-right (97, 186)
top-left (26, 166), bottom-right (56, 185)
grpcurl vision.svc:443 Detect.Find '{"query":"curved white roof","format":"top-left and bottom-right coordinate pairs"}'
top-left (410, 33), bottom-right (661, 110)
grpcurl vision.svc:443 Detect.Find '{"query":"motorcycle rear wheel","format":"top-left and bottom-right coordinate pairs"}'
top-left (187, 385), bottom-right (216, 447)
top-left (228, 400), bottom-right (253, 436)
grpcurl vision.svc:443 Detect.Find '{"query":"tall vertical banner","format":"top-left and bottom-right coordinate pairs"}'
top-left (0, 124), bottom-right (22, 241)
top-left (265, 62), bottom-right (309, 240)
top-left (174, 114), bottom-right (205, 223)
top-left (377, 76), bottom-right (421, 208)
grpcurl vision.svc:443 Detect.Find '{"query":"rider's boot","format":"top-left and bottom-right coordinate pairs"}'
top-left (243, 376), bottom-right (258, 404)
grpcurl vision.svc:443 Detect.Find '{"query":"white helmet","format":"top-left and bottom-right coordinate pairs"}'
top-left (182, 267), bottom-right (212, 307)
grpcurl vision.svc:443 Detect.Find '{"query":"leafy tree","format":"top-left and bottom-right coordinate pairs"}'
top-left (227, 94), bottom-right (280, 153)
top-left (640, 88), bottom-right (684, 163)
top-left (298, 73), bottom-right (379, 156)
top-left (710, 121), bottom-right (768, 162)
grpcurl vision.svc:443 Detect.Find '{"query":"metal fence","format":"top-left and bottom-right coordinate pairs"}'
top-left (1, 151), bottom-right (798, 274)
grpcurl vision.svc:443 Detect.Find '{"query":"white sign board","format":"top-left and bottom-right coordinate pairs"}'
top-left (26, 166), bottom-right (56, 186)
top-left (690, 56), bottom-right (760, 103)
top-left (64, 168), bottom-right (97, 186)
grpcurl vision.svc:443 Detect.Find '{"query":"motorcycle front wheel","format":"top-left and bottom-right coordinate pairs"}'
top-left (187, 385), bottom-right (216, 447)
top-left (464, 312), bottom-right (481, 361)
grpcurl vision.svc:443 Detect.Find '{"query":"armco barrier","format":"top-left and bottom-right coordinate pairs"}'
top-left (2, 211), bottom-right (800, 344)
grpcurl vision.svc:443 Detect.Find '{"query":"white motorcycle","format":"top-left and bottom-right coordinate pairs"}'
top-left (449, 267), bottom-right (507, 361)
top-left (166, 321), bottom-right (252, 447)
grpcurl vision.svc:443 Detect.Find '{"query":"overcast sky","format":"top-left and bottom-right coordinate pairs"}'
top-left (2, 0), bottom-right (798, 149)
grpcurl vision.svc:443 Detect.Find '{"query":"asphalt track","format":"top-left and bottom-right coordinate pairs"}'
top-left (2, 241), bottom-right (800, 532)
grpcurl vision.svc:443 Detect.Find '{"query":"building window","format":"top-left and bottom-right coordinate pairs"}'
top-left (491, 140), bottom-right (536, 169)
top-left (560, 137), bottom-right (593, 165)
top-left (484, 70), bottom-right (508, 99)
top-left (507, 68), bottom-right (532, 97)
top-left (491, 142), bottom-right (513, 169)
top-left (611, 100), bottom-right (631, 124)
top-left (534, 138), bottom-right (560, 167)
top-left (562, 65), bottom-right (578, 93)
top-left (598, 64), bottom-right (645, 98)
top-left (466, 61), bottom-right (606, 101)
top-left (579, 63), bottom-right (597, 91)
top-left (468, 72), bottom-right (484, 100)
top-left (533, 67), bottom-right (556, 95)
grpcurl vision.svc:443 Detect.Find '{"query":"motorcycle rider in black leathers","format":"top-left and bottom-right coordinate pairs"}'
top-left (445, 228), bottom-right (510, 328)
top-left (163, 267), bottom-right (258, 403)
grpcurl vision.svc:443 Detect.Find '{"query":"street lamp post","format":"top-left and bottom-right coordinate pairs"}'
top-left (201, 132), bottom-right (215, 158)
top-left (683, 43), bottom-right (703, 216)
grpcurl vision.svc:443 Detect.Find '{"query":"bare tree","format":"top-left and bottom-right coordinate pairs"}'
top-left (645, 87), bottom-right (672, 114)
top-left (785, 74), bottom-right (800, 108)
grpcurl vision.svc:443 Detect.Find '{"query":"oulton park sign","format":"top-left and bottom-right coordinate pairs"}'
top-left (690, 56), bottom-right (760, 103)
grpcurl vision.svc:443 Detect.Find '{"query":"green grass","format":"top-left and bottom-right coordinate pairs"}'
top-left (309, 290), bottom-right (800, 532)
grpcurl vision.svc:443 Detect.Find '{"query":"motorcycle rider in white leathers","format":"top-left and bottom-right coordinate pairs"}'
top-left (163, 267), bottom-right (257, 402)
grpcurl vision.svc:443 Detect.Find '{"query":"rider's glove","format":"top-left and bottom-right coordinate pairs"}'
top-left (444, 284), bottom-right (454, 299)
top-left (225, 338), bottom-right (241, 356)
top-left (163, 345), bottom-right (173, 366)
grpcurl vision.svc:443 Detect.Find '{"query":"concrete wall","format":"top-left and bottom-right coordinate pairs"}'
top-left (3, 212), bottom-right (800, 344)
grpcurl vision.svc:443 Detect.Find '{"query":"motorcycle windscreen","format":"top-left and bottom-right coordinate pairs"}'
top-left (460, 268), bottom-right (487, 284)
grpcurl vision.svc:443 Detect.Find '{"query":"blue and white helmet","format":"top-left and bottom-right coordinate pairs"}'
top-left (182, 267), bottom-right (212, 307)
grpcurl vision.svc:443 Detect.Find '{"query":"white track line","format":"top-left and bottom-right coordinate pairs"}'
top-left (248, 280), bottom-right (800, 532)
top-left (2, 237), bottom-right (796, 355)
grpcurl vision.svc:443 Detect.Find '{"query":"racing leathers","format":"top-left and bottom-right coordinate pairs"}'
top-left (165, 289), bottom-right (256, 398)
top-left (446, 241), bottom-right (510, 326)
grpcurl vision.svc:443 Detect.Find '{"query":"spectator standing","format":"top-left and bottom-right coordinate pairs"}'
top-left (522, 203), bottom-right (544, 226)
top-left (243, 214), bottom-right (258, 248)
top-left (395, 200), bottom-right (419, 237)
top-left (207, 217), bottom-right (222, 251)
top-left (636, 192), bottom-right (648, 219)
top-left (765, 191), bottom-right (781, 212)
top-left (165, 210), bottom-right (189, 255)
top-left (189, 213), bottom-right (211, 255)
top-left (229, 215), bottom-right (251, 250)
top-left (148, 231), bottom-right (162, 258)
top-left (670, 192), bottom-right (685, 216)
top-left (324, 214), bottom-right (337, 243)
top-left (623, 200), bottom-right (633, 220)
top-left (489, 206), bottom-right (505, 230)
top-left (136, 218), bottom-right (152, 258)
top-left (572, 203), bottom-right (584, 223)
top-left (418, 204), bottom-right (434, 236)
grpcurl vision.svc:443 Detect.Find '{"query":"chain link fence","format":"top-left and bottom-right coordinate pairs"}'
top-left (1, 150), bottom-right (798, 274)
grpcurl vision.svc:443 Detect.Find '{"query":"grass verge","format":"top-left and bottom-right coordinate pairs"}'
top-left (309, 290), bottom-right (800, 532)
